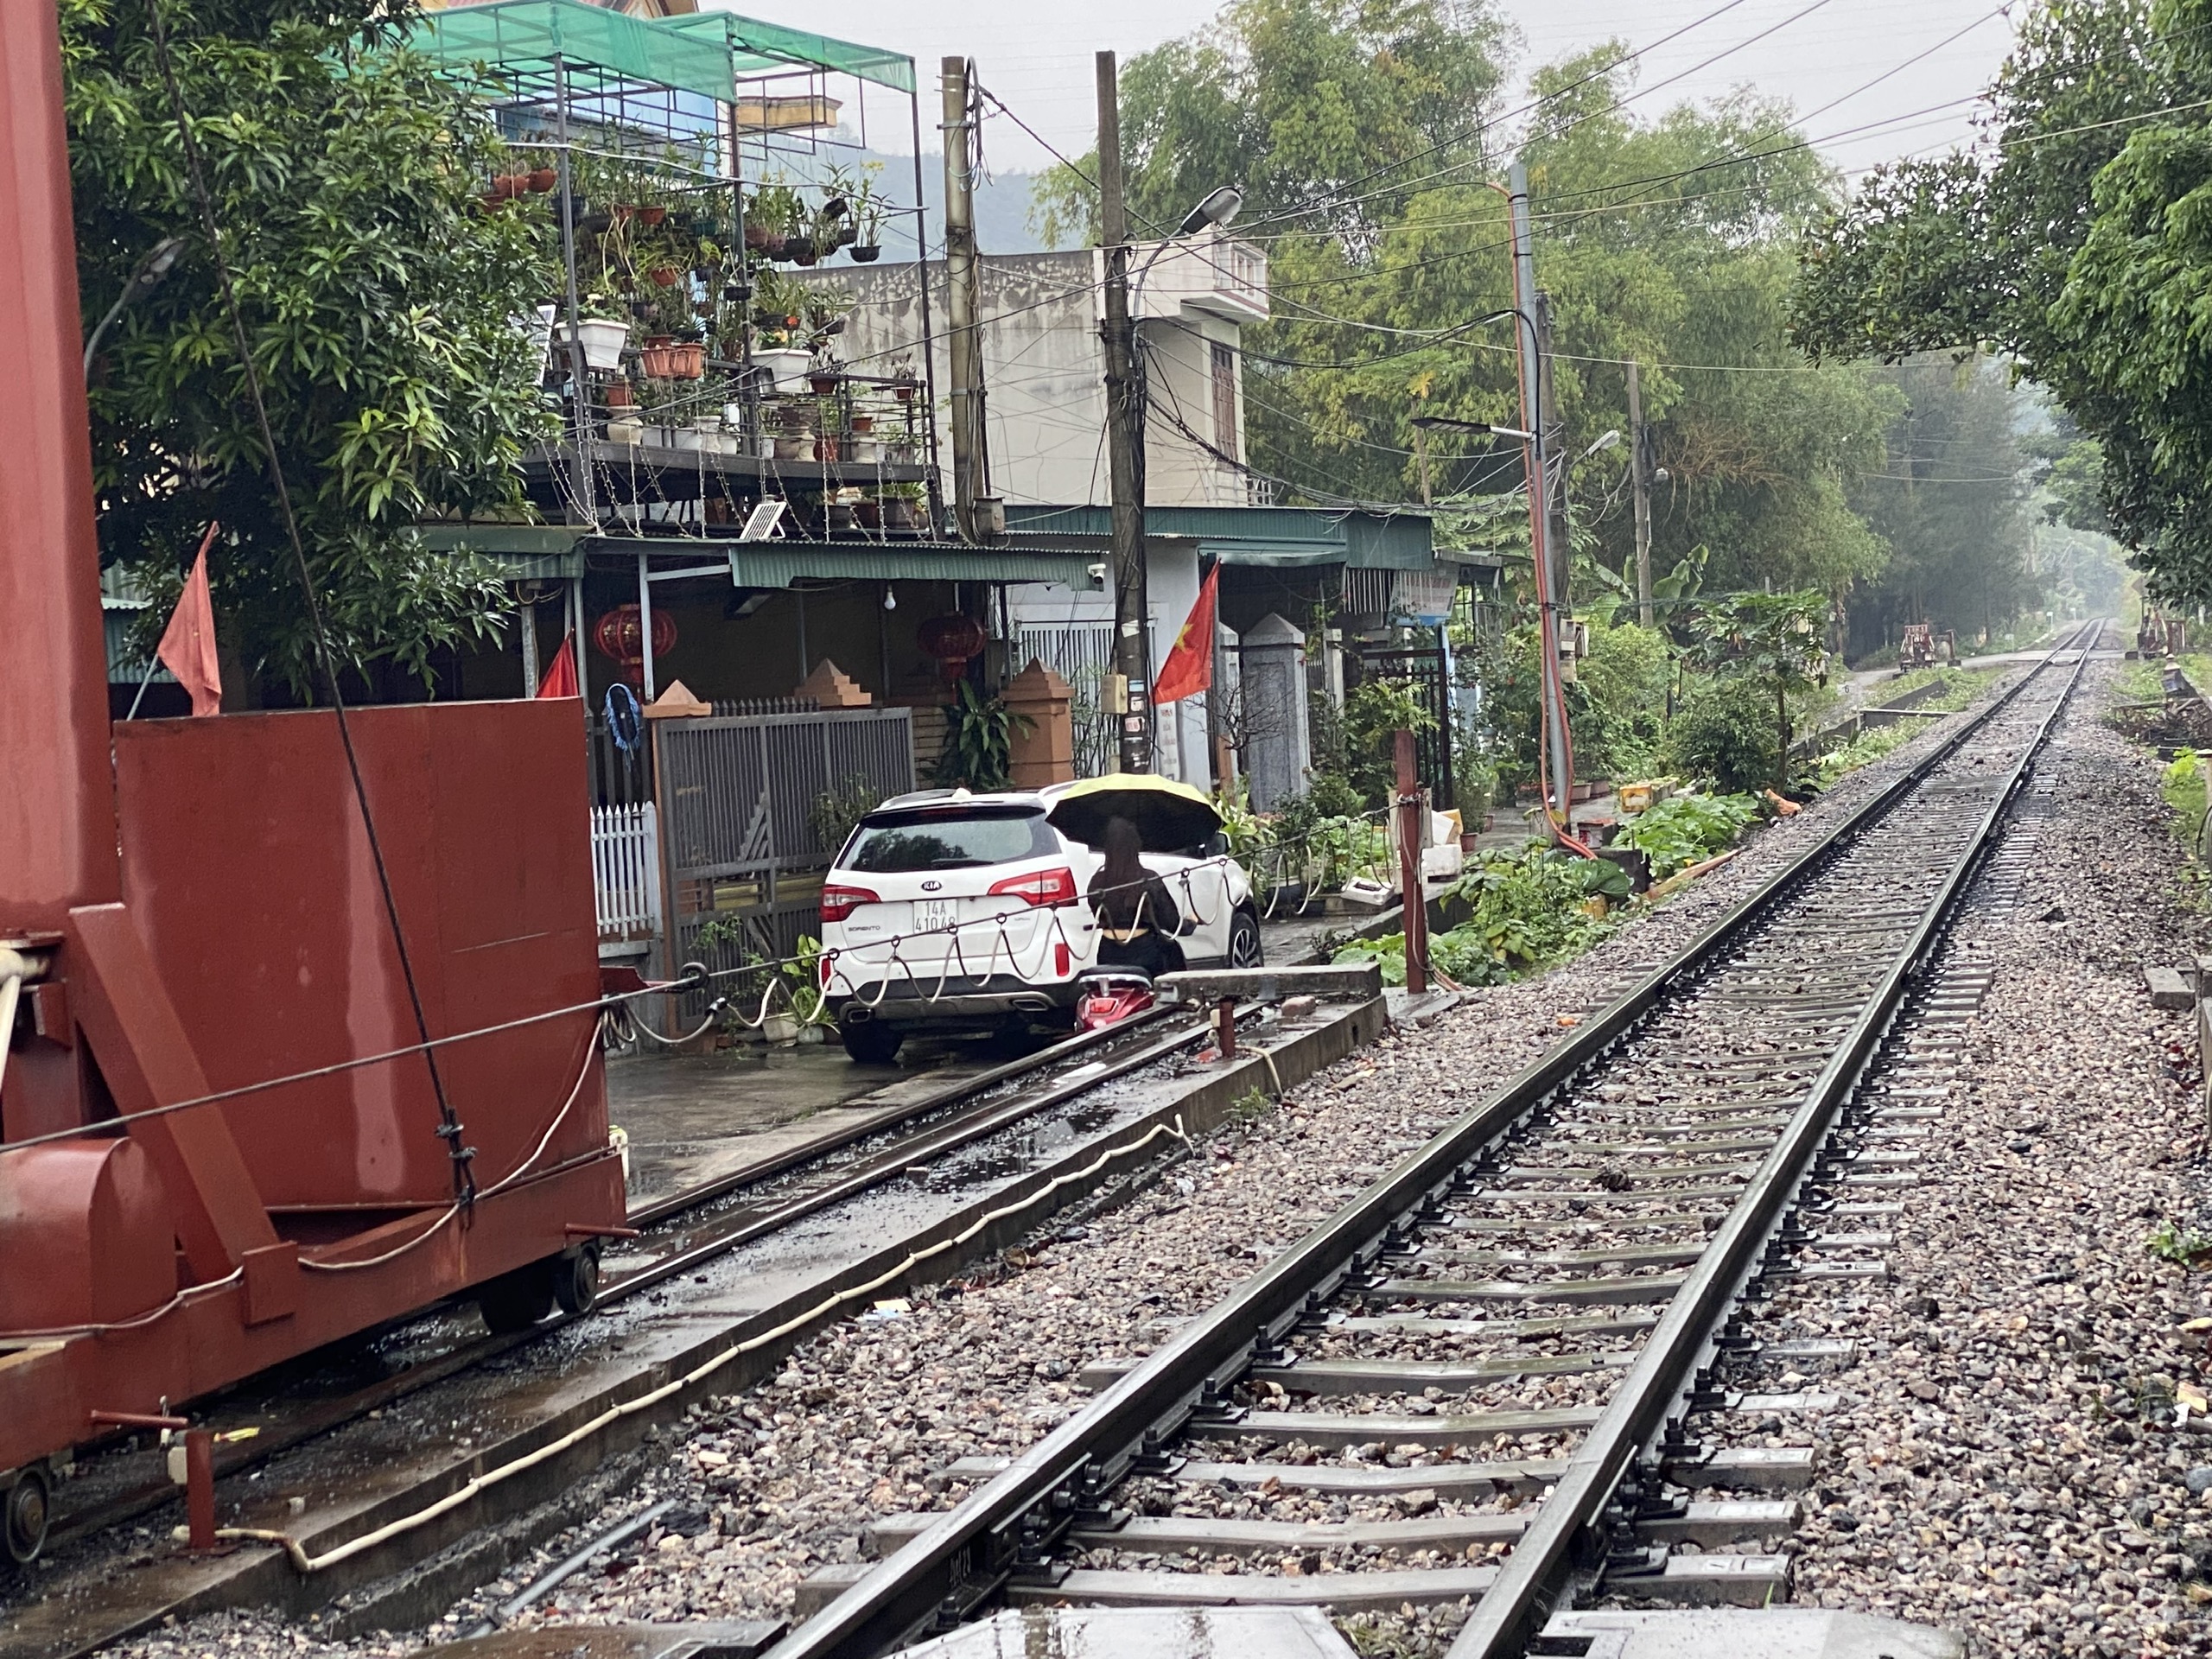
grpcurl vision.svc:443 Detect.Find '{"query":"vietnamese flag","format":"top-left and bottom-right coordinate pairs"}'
top-left (536, 634), bottom-right (579, 698)
top-left (156, 525), bottom-right (223, 716)
top-left (1152, 563), bottom-right (1219, 705)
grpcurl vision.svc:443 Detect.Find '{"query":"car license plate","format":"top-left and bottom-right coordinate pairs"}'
top-left (912, 898), bottom-right (959, 935)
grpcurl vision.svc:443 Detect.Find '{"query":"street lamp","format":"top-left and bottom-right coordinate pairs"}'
top-left (1177, 186), bottom-right (1244, 237)
top-left (83, 236), bottom-right (184, 379)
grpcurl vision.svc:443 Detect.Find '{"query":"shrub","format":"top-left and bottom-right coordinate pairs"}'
top-left (1664, 677), bottom-right (1780, 793)
top-left (1615, 792), bottom-right (1758, 878)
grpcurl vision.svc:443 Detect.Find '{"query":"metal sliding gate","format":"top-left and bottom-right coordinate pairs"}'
top-left (653, 706), bottom-right (915, 990)
top-left (1359, 645), bottom-right (1453, 808)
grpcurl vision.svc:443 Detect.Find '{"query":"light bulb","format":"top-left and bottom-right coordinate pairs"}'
top-left (883, 587), bottom-right (897, 612)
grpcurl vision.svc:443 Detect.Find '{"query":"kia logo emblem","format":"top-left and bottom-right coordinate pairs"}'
top-left (920, 879), bottom-right (942, 891)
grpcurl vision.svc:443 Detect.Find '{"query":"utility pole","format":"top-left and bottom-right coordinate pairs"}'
top-left (1628, 359), bottom-right (1653, 630)
top-left (1506, 161), bottom-right (1573, 829)
top-left (1097, 49), bottom-right (1151, 772)
top-left (941, 57), bottom-right (988, 542)
top-left (1532, 292), bottom-right (1570, 614)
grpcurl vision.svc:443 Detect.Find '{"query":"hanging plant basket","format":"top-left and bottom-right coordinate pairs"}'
top-left (743, 222), bottom-right (772, 251)
top-left (808, 372), bottom-right (839, 395)
top-left (638, 206), bottom-right (667, 227)
top-left (785, 237), bottom-right (817, 266)
top-left (850, 245), bottom-right (880, 264)
top-left (528, 167), bottom-right (558, 194)
top-left (650, 266), bottom-right (681, 289)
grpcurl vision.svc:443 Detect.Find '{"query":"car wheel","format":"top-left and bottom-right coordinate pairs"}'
top-left (840, 1020), bottom-right (902, 1065)
top-left (1228, 906), bottom-right (1264, 968)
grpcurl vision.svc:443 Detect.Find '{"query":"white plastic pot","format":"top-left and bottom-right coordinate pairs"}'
top-left (556, 317), bottom-right (629, 372)
top-left (753, 347), bottom-right (814, 391)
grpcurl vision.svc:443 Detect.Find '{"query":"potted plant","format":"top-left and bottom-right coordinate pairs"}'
top-left (880, 481), bottom-right (924, 531)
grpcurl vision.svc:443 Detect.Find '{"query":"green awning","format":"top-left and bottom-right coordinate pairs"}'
top-left (1001, 503), bottom-right (1435, 569)
top-left (407, 0), bottom-right (739, 103)
top-left (713, 539), bottom-right (1102, 590)
top-left (658, 12), bottom-right (914, 95)
top-left (419, 524), bottom-right (585, 580)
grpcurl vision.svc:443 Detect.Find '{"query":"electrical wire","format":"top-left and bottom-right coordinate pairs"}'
top-left (144, 1), bottom-right (478, 1209)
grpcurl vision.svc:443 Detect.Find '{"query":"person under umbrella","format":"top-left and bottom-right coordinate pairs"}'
top-left (1087, 816), bottom-right (1187, 979)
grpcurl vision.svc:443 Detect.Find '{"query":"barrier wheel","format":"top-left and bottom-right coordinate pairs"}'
top-left (477, 1261), bottom-right (556, 1333)
top-left (4, 1465), bottom-right (49, 1567)
top-left (553, 1243), bottom-right (601, 1317)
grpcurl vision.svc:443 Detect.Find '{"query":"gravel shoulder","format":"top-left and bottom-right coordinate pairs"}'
top-left (107, 658), bottom-right (2202, 1659)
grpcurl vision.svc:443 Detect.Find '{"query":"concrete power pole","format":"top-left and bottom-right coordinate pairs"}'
top-left (1096, 50), bottom-right (1151, 772)
top-left (1506, 162), bottom-right (1573, 826)
top-left (1628, 359), bottom-right (1653, 629)
top-left (940, 58), bottom-right (988, 542)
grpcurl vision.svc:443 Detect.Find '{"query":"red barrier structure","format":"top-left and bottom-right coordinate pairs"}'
top-left (0, 1), bottom-right (624, 1566)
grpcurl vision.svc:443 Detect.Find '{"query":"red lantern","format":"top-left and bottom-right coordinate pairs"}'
top-left (916, 613), bottom-right (986, 682)
top-left (593, 605), bottom-right (678, 689)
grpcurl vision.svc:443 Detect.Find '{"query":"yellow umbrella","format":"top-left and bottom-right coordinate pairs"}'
top-left (1045, 773), bottom-right (1223, 852)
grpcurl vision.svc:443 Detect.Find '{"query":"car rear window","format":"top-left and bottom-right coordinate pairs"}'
top-left (842, 809), bottom-right (1058, 873)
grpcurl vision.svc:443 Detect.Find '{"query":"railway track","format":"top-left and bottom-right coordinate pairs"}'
top-left (769, 624), bottom-right (2104, 1659)
top-left (24, 1002), bottom-right (1225, 1560)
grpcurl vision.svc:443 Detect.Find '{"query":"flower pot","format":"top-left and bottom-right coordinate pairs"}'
top-left (815, 435), bottom-right (842, 462)
top-left (851, 245), bottom-right (880, 263)
top-left (651, 266), bottom-right (680, 288)
top-left (772, 435), bottom-right (809, 461)
top-left (825, 505), bottom-right (856, 531)
top-left (883, 499), bottom-right (918, 531)
top-left (638, 337), bottom-right (677, 378)
top-left (607, 415), bottom-right (645, 446)
top-left (855, 499), bottom-right (882, 529)
top-left (762, 1012), bottom-right (799, 1046)
top-left (743, 223), bottom-right (772, 251)
top-left (785, 237), bottom-right (817, 265)
top-left (893, 383), bottom-right (914, 403)
top-left (849, 438), bottom-right (880, 463)
top-left (808, 373), bottom-right (839, 395)
top-left (765, 232), bottom-right (787, 255)
top-left (666, 341), bottom-right (706, 379)
top-left (849, 414), bottom-right (874, 435)
top-left (638, 206), bottom-right (667, 227)
top-left (604, 379), bottom-right (634, 409)
top-left (557, 318), bottom-right (629, 372)
top-left (528, 167), bottom-right (557, 193)
top-left (753, 346), bottom-right (813, 391)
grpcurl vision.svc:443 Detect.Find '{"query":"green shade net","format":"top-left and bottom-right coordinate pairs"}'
top-left (405, 1), bottom-right (914, 102)
top-left (659, 11), bottom-right (914, 95)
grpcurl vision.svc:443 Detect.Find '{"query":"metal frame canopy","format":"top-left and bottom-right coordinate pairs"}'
top-left (404, 1), bottom-right (915, 101)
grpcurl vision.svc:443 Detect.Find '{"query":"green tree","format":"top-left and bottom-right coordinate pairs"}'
top-left (1792, 0), bottom-right (2212, 602)
top-left (67, 0), bottom-right (558, 698)
top-left (1679, 590), bottom-right (1828, 788)
top-left (1847, 356), bottom-right (2036, 657)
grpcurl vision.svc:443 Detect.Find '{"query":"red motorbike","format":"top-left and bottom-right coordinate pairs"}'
top-left (1074, 968), bottom-right (1156, 1032)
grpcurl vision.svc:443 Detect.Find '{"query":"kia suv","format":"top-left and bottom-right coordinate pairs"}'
top-left (818, 787), bottom-right (1261, 1064)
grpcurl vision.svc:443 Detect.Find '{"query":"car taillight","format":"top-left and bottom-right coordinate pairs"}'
top-left (819, 884), bottom-right (878, 924)
top-left (988, 866), bottom-right (1077, 907)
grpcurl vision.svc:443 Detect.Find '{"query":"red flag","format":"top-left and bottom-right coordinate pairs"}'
top-left (1151, 563), bottom-right (1219, 705)
top-left (156, 526), bottom-right (222, 717)
top-left (536, 634), bottom-right (579, 699)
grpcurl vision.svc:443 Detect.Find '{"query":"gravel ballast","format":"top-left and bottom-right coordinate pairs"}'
top-left (103, 653), bottom-right (2212, 1659)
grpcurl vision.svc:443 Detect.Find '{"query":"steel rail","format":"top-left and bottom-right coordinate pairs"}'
top-left (41, 1008), bottom-right (1211, 1555)
top-left (1446, 624), bottom-right (2096, 1655)
top-left (766, 624), bottom-right (2102, 1659)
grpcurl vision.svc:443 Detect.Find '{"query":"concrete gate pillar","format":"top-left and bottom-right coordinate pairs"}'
top-left (1236, 613), bottom-right (1312, 812)
top-left (1003, 658), bottom-right (1074, 789)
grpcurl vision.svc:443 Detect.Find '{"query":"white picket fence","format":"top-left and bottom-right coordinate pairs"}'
top-left (591, 802), bottom-right (661, 941)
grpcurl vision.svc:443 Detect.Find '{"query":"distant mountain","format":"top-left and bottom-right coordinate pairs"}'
top-left (851, 149), bottom-right (1057, 257)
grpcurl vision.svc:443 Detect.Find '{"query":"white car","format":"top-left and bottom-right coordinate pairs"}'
top-left (818, 783), bottom-right (1263, 1064)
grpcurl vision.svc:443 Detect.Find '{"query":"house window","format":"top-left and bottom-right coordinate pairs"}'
top-left (1211, 341), bottom-right (1238, 457)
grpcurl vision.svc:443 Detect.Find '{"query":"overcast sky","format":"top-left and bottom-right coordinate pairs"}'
top-left (781, 0), bottom-right (2020, 180)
